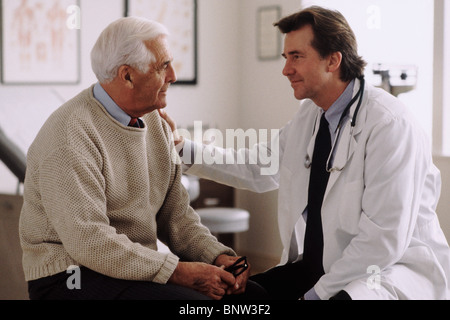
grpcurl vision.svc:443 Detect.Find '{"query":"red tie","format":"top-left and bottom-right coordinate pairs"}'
top-left (128, 118), bottom-right (139, 128)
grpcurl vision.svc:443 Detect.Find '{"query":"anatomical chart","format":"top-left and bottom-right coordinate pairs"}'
top-left (1, 0), bottom-right (80, 84)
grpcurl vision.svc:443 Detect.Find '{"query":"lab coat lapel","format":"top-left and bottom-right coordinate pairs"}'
top-left (324, 123), bottom-right (354, 196)
top-left (278, 107), bottom-right (319, 263)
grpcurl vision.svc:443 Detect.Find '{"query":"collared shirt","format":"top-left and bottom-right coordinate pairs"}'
top-left (93, 82), bottom-right (137, 127)
top-left (324, 79), bottom-right (355, 169)
top-left (325, 79), bottom-right (355, 143)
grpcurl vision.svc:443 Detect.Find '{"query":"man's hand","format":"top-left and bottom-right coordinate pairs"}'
top-left (214, 254), bottom-right (251, 296)
top-left (168, 261), bottom-right (236, 300)
top-left (158, 109), bottom-right (183, 145)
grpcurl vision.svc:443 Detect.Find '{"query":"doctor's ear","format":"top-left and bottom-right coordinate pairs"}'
top-left (328, 51), bottom-right (343, 73)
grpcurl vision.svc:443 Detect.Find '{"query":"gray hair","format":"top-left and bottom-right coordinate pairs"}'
top-left (91, 17), bottom-right (169, 83)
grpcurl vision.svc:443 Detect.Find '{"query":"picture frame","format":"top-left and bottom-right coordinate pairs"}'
top-left (125, 0), bottom-right (198, 85)
top-left (0, 0), bottom-right (81, 85)
top-left (257, 6), bottom-right (281, 61)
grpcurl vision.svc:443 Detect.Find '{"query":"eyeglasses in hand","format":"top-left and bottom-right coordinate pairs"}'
top-left (225, 256), bottom-right (248, 277)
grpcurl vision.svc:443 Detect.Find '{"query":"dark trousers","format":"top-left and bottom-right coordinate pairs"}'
top-left (250, 260), bottom-right (315, 300)
top-left (28, 266), bottom-right (269, 300)
top-left (250, 260), bottom-right (351, 300)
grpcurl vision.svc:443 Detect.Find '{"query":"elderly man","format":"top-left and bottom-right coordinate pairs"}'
top-left (19, 17), bottom-right (258, 300)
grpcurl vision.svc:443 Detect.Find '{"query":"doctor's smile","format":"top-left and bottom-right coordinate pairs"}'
top-left (289, 79), bottom-right (304, 87)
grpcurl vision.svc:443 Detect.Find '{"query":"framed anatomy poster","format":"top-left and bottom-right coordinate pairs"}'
top-left (125, 0), bottom-right (198, 85)
top-left (0, 0), bottom-right (81, 85)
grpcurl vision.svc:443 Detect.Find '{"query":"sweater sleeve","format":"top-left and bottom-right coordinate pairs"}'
top-left (39, 146), bottom-right (179, 284)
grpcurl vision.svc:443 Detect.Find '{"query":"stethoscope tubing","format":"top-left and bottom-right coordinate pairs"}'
top-left (304, 77), bottom-right (365, 171)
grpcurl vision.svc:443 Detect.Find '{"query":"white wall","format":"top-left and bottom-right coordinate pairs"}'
top-left (168, 0), bottom-right (241, 131)
top-left (442, 0), bottom-right (450, 155)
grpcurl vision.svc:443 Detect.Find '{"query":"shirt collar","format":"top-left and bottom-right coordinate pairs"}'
top-left (93, 82), bottom-right (133, 126)
top-left (324, 79), bottom-right (355, 134)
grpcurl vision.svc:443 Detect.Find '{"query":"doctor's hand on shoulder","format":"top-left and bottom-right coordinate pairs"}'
top-left (159, 109), bottom-right (183, 146)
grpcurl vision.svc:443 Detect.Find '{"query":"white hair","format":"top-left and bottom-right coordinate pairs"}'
top-left (91, 17), bottom-right (169, 83)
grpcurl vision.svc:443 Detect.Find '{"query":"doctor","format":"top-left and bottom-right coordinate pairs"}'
top-left (162, 6), bottom-right (450, 300)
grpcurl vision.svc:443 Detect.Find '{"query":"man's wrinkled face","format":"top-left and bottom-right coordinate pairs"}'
top-left (130, 35), bottom-right (177, 116)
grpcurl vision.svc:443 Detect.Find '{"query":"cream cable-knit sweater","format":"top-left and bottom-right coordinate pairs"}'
top-left (19, 85), bottom-right (235, 283)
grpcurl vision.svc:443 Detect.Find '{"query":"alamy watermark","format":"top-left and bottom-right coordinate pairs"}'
top-left (66, 265), bottom-right (81, 290)
top-left (66, 5), bottom-right (81, 30)
top-left (367, 265), bottom-right (381, 290)
top-left (172, 121), bottom-right (280, 176)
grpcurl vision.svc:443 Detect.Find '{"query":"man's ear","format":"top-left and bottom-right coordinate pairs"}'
top-left (118, 65), bottom-right (134, 88)
top-left (328, 51), bottom-right (343, 73)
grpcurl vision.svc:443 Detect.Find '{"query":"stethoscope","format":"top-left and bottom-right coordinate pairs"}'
top-left (304, 77), bottom-right (365, 172)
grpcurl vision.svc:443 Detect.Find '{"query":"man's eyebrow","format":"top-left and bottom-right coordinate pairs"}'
top-left (282, 50), bottom-right (303, 58)
top-left (154, 59), bottom-right (172, 70)
top-left (162, 58), bottom-right (174, 66)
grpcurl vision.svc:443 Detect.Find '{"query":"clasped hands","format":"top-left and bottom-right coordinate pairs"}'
top-left (168, 254), bottom-right (251, 300)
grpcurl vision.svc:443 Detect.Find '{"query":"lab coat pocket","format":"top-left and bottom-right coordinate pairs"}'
top-left (338, 179), bottom-right (364, 235)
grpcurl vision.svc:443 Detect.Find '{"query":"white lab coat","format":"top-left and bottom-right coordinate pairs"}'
top-left (185, 79), bottom-right (450, 300)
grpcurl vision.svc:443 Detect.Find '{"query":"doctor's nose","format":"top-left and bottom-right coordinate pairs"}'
top-left (282, 61), bottom-right (295, 77)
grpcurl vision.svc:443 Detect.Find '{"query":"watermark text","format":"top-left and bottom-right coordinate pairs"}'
top-left (173, 121), bottom-right (280, 176)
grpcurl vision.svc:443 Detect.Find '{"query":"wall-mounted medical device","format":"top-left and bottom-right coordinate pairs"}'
top-left (372, 63), bottom-right (418, 97)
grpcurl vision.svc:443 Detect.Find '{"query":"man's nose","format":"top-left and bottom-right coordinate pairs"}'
top-left (167, 64), bottom-right (177, 84)
top-left (282, 61), bottom-right (294, 77)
